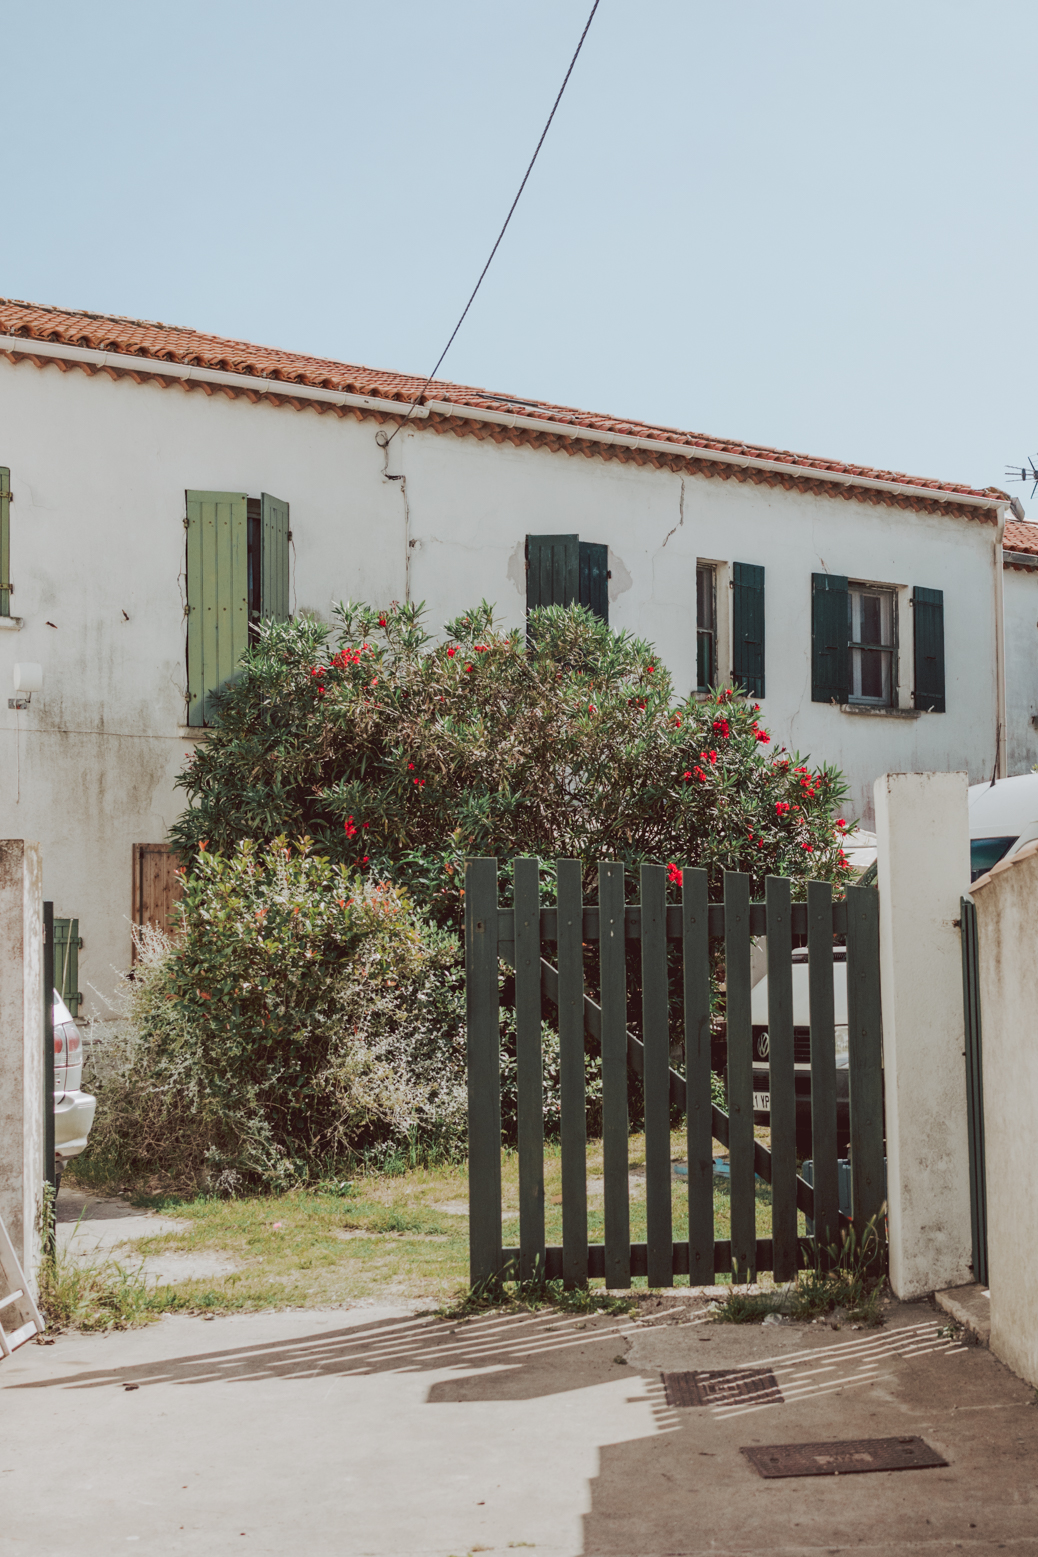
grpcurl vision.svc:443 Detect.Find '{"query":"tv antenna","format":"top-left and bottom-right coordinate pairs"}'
top-left (1005, 457), bottom-right (1038, 498)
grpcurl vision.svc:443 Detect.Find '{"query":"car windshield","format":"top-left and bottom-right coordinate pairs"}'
top-left (970, 836), bottom-right (1017, 882)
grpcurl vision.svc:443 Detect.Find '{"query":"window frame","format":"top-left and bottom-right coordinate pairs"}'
top-left (847, 580), bottom-right (898, 708)
top-left (696, 562), bottom-right (717, 691)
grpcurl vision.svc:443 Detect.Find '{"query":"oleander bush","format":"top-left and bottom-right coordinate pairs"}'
top-left (169, 600), bottom-right (853, 918)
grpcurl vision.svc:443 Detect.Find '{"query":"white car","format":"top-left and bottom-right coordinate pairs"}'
top-left (53, 990), bottom-right (95, 1185)
top-left (968, 772), bottom-right (1038, 882)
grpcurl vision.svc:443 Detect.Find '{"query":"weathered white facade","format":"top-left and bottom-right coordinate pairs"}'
top-left (0, 303), bottom-right (1014, 1009)
top-left (1001, 523), bottom-right (1038, 775)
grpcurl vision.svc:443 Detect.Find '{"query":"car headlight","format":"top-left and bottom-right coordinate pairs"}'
top-left (834, 1024), bottom-right (849, 1067)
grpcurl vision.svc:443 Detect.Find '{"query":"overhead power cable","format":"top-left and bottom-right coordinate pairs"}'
top-left (383, 0), bottom-right (601, 445)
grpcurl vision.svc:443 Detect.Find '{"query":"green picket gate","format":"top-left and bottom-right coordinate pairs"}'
top-left (464, 859), bottom-right (884, 1289)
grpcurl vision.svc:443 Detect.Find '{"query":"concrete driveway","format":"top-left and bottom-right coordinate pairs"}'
top-left (2, 1297), bottom-right (1036, 1556)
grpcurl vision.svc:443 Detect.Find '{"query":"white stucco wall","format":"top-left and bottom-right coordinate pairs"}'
top-left (1002, 563), bottom-right (1038, 775)
top-left (971, 841), bottom-right (1038, 1389)
top-left (0, 358), bottom-right (1006, 1008)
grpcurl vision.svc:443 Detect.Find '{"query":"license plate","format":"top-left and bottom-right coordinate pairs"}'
top-left (753, 1091), bottom-right (771, 1112)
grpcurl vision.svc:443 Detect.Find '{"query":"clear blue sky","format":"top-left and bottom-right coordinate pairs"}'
top-left (3, 0), bottom-right (1036, 497)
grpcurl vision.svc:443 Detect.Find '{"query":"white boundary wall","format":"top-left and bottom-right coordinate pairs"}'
top-left (0, 840), bottom-right (43, 1290)
top-left (875, 772), bottom-right (973, 1299)
top-left (971, 841), bottom-right (1038, 1389)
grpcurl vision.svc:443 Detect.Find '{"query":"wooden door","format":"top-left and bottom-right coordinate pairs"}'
top-left (132, 844), bottom-right (185, 960)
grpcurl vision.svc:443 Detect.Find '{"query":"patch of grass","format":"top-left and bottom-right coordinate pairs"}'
top-left (37, 1246), bottom-right (184, 1331)
top-left (54, 1130), bottom-right (800, 1327)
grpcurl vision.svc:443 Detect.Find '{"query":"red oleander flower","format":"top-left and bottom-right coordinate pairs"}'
top-left (667, 863), bottom-right (682, 885)
top-left (713, 719), bottom-right (729, 737)
top-left (801, 843), bottom-right (814, 852)
top-left (755, 730), bottom-right (770, 743)
top-left (447, 647), bottom-right (457, 658)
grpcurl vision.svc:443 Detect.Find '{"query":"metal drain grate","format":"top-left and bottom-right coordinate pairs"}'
top-left (661, 1367), bottom-right (784, 1409)
top-left (741, 1436), bottom-right (949, 1478)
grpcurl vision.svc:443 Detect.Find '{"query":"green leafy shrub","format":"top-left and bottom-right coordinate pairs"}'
top-left (169, 601), bottom-right (853, 921)
top-left (84, 838), bottom-right (592, 1191)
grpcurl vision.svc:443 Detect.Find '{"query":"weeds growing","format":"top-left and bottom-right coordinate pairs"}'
top-left (439, 1273), bottom-right (637, 1321)
top-left (711, 1214), bottom-right (887, 1327)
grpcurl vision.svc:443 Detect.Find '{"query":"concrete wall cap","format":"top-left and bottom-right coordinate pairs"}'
top-left (970, 835), bottom-right (1038, 893)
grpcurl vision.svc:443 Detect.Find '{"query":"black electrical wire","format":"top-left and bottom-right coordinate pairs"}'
top-left (384, 0), bottom-right (601, 445)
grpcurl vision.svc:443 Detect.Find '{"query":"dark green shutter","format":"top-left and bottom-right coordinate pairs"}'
top-left (0, 467), bottom-right (10, 617)
top-left (260, 493), bottom-right (290, 621)
top-left (526, 534), bottom-right (579, 614)
top-left (811, 573), bottom-right (849, 703)
top-left (185, 490), bottom-right (249, 727)
top-left (579, 541), bottom-right (609, 623)
top-left (53, 918), bottom-right (81, 1017)
top-left (732, 562), bottom-right (765, 697)
top-left (913, 586), bottom-right (945, 712)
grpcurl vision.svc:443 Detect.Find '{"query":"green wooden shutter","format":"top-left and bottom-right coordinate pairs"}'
top-left (526, 534), bottom-right (579, 614)
top-left (811, 573), bottom-right (849, 703)
top-left (53, 918), bottom-right (81, 1017)
top-left (913, 586), bottom-right (945, 712)
top-left (732, 562), bottom-right (765, 697)
top-left (260, 493), bottom-right (291, 621)
top-left (185, 490), bottom-right (249, 727)
top-left (579, 541), bottom-right (609, 624)
top-left (0, 467), bottom-right (10, 617)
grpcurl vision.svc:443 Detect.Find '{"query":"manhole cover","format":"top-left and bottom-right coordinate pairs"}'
top-left (741, 1437), bottom-right (948, 1478)
top-left (661, 1368), bottom-right (783, 1409)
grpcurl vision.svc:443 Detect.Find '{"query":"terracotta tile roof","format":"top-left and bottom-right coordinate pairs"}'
top-left (1004, 519), bottom-right (1038, 557)
top-left (0, 296), bottom-right (1008, 518)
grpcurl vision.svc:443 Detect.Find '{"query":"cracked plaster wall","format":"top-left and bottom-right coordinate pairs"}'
top-left (0, 357), bottom-right (1006, 996)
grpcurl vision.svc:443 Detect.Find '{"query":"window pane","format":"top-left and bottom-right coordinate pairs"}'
top-left (696, 566), bottom-right (714, 632)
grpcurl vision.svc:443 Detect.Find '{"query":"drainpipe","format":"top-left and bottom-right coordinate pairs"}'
top-left (994, 502), bottom-right (1008, 778)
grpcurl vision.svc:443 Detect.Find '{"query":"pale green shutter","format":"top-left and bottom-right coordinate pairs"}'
top-left (53, 918), bottom-right (81, 1017)
top-left (185, 490), bottom-right (249, 727)
top-left (260, 493), bottom-right (291, 621)
top-left (0, 467), bottom-right (10, 617)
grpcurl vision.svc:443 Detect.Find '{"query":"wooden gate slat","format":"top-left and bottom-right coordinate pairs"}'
top-left (514, 858), bottom-right (545, 1281)
top-left (599, 862), bottom-right (631, 1288)
top-left (766, 876), bottom-right (797, 1281)
top-left (465, 858), bottom-right (502, 1287)
top-left (683, 867), bottom-right (714, 1286)
top-left (725, 871), bottom-right (756, 1282)
top-left (807, 881), bottom-right (840, 1262)
top-left (641, 864), bottom-right (672, 1287)
top-left (846, 884), bottom-right (885, 1245)
top-left (556, 861), bottom-right (588, 1289)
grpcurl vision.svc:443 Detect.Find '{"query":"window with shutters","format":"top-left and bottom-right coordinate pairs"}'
top-left (0, 466), bottom-right (10, 616)
top-left (53, 918), bottom-right (82, 1017)
top-left (186, 490), bottom-right (290, 726)
top-left (525, 534), bottom-right (608, 624)
top-left (696, 564), bottom-right (716, 690)
top-left (848, 584), bottom-right (896, 705)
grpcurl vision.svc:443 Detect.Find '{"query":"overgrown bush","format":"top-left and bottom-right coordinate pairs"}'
top-left (84, 838), bottom-right (594, 1191)
top-left (169, 601), bottom-right (853, 921)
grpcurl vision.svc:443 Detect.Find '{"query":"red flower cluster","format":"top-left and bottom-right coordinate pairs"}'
top-left (754, 727), bottom-right (770, 744)
top-left (712, 718), bottom-right (730, 738)
top-left (446, 647), bottom-right (458, 659)
top-left (667, 862), bottom-right (682, 885)
top-left (775, 801), bottom-right (791, 816)
top-left (344, 816), bottom-right (358, 838)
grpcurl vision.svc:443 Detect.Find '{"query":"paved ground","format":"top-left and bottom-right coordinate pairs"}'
top-left (2, 1295), bottom-right (1036, 1556)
